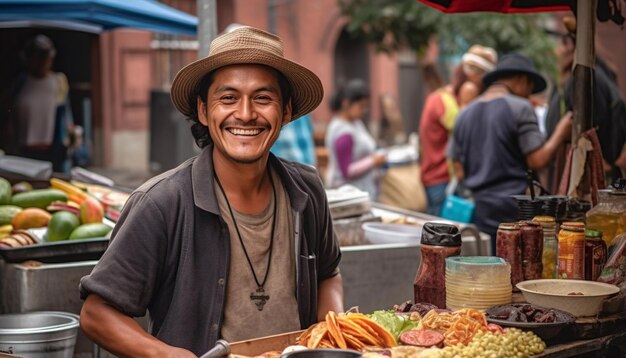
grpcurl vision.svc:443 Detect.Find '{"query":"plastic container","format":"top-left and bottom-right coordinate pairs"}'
top-left (413, 223), bottom-right (462, 308)
top-left (361, 222), bottom-right (421, 245)
top-left (0, 311), bottom-right (79, 358)
top-left (445, 256), bottom-right (512, 310)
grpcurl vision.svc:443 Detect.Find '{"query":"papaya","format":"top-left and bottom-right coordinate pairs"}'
top-left (0, 178), bottom-right (11, 205)
top-left (12, 208), bottom-right (52, 229)
top-left (47, 211), bottom-right (80, 242)
top-left (0, 205), bottom-right (23, 226)
top-left (79, 196), bottom-right (104, 224)
top-left (11, 189), bottom-right (67, 209)
top-left (69, 223), bottom-right (112, 240)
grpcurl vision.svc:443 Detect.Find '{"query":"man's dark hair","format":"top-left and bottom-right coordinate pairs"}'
top-left (329, 79), bottom-right (369, 112)
top-left (186, 66), bottom-right (292, 148)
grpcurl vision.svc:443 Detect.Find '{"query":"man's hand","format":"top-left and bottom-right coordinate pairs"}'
top-left (372, 153), bottom-right (387, 167)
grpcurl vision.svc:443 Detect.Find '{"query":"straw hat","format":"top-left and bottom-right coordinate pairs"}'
top-left (483, 53), bottom-right (547, 94)
top-left (461, 45), bottom-right (498, 73)
top-left (171, 26), bottom-right (323, 121)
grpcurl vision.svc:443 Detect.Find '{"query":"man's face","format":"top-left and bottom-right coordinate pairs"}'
top-left (198, 64), bottom-right (291, 164)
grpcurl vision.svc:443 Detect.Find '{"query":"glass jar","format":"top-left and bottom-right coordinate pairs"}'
top-left (496, 223), bottom-right (522, 291)
top-left (558, 222), bottom-right (586, 280)
top-left (586, 189), bottom-right (626, 248)
top-left (414, 222), bottom-right (462, 309)
top-left (533, 216), bottom-right (558, 279)
top-left (520, 221), bottom-right (543, 280)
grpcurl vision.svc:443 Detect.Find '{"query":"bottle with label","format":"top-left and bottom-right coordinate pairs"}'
top-left (496, 223), bottom-right (522, 291)
top-left (585, 229), bottom-right (607, 281)
top-left (558, 222), bottom-right (586, 279)
top-left (533, 216), bottom-right (558, 279)
top-left (414, 222), bottom-right (462, 309)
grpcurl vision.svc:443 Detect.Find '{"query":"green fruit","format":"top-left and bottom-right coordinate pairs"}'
top-left (11, 189), bottom-right (67, 209)
top-left (11, 181), bottom-right (33, 194)
top-left (0, 205), bottom-right (22, 226)
top-left (69, 223), bottom-right (112, 240)
top-left (47, 211), bottom-right (80, 242)
top-left (0, 178), bottom-right (11, 205)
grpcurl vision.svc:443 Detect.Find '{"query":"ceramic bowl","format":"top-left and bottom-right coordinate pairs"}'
top-left (516, 279), bottom-right (620, 317)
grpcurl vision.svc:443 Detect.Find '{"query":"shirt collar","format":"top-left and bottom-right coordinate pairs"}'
top-left (191, 145), bottom-right (309, 214)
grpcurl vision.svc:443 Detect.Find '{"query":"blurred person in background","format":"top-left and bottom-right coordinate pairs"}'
top-left (545, 16), bottom-right (626, 183)
top-left (419, 65), bottom-right (466, 215)
top-left (325, 79), bottom-right (387, 199)
top-left (270, 113), bottom-right (316, 166)
top-left (451, 53), bottom-right (572, 253)
top-left (458, 45), bottom-right (498, 108)
top-left (6, 34), bottom-right (74, 172)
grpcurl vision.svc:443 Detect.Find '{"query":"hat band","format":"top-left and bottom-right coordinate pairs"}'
top-left (462, 53), bottom-right (495, 72)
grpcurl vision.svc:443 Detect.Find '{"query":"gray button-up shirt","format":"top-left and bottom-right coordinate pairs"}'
top-left (80, 145), bottom-right (341, 355)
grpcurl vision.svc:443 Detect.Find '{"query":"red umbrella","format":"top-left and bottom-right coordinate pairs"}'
top-left (417, 0), bottom-right (571, 14)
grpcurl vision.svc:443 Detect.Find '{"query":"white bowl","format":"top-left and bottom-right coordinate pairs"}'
top-left (516, 279), bottom-right (620, 317)
top-left (361, 222), bottom-right (421, 245)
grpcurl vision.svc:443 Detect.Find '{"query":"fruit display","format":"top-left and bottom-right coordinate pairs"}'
top-left (0, 177), bottom-right (116, 250)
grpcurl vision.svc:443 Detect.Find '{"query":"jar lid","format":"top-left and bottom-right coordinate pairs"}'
top-left (561, 222), bottom-right (585, 232)
top-left (585, 229), bottom-right (603, 238)
top-left (533, 216), bottom-right (555, 224)
top-left (519, 221), bottom-right (542, 229)
top-left (421, 222), bottom-right (462, 247)
top-left (498, 222), bottom-right (520, 231)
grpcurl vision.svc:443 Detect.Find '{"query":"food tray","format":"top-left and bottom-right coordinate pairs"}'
top-left (0, 237), bottom-right (109, 263)
top-left (486, 304), bottom-right (575, 341)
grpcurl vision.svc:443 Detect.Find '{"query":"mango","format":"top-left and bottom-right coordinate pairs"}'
top-left (12, 208), bottom-right (52, 229)
top-left (48, 211), bottom-right (80, 242)
top-left (0, 178), bottom-right (11, 205)
top-left (79, 196), bottom-right (104, 224)
top-left (69, 223), bottom-right (112, 240)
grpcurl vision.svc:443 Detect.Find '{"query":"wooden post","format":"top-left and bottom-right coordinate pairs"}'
top-left (572, 0), bottom-right (597, 141)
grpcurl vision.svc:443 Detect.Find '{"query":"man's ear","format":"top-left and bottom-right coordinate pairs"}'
top-left (281, 99), bottom-right (293, 126)
top-left (197, 98), bottom-right (208, 126)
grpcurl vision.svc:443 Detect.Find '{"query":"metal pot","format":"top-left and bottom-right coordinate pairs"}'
top-left (0, 311), bottom-right (79, 358)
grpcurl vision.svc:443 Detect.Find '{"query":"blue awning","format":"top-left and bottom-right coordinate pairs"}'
top-left (0, 0), bottom-right (197, 35)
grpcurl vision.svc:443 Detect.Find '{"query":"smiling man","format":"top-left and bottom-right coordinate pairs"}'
top-left (79, 27), bottom-right (343, 357)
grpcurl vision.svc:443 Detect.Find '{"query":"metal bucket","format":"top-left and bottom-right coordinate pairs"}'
top-left (0, 311), bottom-right (79, 358)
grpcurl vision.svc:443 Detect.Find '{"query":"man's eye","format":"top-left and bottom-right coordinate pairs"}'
top-left (221, 95), bottom-right (236, 102)
top-left (255, 95), bottom-right (272, 103)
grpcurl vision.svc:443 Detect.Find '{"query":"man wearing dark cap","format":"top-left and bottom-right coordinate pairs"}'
top-left (79, 26), bottom-right (343, 357)
top-left (450, 53), bottom-right (572, 253)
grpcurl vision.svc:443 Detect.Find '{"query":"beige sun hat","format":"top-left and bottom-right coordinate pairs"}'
top-left (461, 45), bottom-right (498, 73)
top-left (170, 26), bottom-right (323, 121)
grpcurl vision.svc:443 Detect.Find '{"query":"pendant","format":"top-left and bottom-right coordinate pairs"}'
top-left (250, 287), bottom-right (270, 311)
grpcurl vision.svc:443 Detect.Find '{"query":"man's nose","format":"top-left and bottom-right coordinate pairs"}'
top-left (234, 98), bottom-right (257, 122)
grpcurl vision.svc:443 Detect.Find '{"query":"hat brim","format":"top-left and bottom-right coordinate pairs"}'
top-left (170, 48), bottom-right (324, 121)
top-left (483, 69), bottom-right (547, 94)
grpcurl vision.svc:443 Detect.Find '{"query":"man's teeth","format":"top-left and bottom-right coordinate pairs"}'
top-left (229, 128), bottom-right (262, 136)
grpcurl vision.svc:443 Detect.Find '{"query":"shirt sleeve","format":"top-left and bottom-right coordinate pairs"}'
top-left (79, 191), bottom-right (167, 317)
top-left (517, 102), bottom-right (545, 155)
top-left (335, 134), bottom-right (354, 178)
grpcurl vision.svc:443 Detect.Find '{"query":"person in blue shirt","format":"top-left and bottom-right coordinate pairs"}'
top-left (271, 114), bottom-right (316, 166)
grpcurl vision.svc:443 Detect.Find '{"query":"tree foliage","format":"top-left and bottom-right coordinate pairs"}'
top-left (337, 0), bottom-right (558, 74)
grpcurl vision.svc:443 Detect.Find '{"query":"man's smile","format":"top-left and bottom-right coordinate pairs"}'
top-left (226, 127), bottom-right (265, 136)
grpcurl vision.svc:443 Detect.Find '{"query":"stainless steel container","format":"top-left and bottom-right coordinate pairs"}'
top-left (0, 311), bottom-right (79, 358)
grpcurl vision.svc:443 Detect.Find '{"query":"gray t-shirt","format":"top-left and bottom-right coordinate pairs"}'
top-left (451, 94), bottom-right (544, 196)
top-left (451, 94), bottom-right (545, 240)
